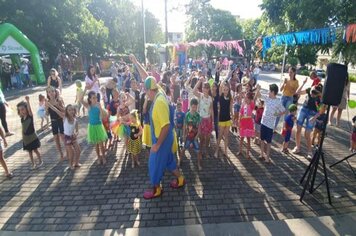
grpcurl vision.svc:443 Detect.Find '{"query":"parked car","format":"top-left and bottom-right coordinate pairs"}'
top-left (316, 69), bottom-right (326, 78)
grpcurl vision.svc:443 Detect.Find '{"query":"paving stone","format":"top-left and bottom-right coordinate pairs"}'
top-left (0, 78), bottom-right (355, 232)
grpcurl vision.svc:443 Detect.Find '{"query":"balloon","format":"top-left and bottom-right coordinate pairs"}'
top-left (348, 100), bottom-right (356, 109)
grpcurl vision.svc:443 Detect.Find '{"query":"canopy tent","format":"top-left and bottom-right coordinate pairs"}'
top-left (0, 23), bottom-right (45, 85)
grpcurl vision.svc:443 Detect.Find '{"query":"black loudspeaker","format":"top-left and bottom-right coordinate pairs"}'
top-left (322, 63), bottom-right (348, 106)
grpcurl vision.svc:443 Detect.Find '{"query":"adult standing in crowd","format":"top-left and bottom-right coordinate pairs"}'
top-left (21, 61), bottom-right (32, 87)
top-left (110, 62), bottom-right (118, 79)
top-left (2, 63), bottom-right (12, 90)
top-left (143, 76), bottom-right (185, 199)
top-left (329, 77), bottom-right (350, 127)
top-left (47, 68), bottom-right (62, 94)
top-left (275, 67), bottom-right (299, 131)
top-left (129, 54), bottom-right (185, 199)
top-left (293, 79), bottom-right (323, 158)
top-left (85, 65), bottom-right (101, 102)
top-left (252, 65), bottom-right (261, 83)
top-left (122, 66), bottom-right (132, 92)
top-left (0, 88), bottom-right (14, 136)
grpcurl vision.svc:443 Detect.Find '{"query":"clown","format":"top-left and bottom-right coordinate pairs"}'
top-left (143, 76), bottom-right (186, 199)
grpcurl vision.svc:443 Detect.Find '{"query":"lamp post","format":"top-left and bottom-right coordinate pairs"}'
top-left (280, 21), bottom-right (290, 82)
top-left (165, 0), bottom-right (169, 65)
top-left (141, 0), bottom-right (147, 65)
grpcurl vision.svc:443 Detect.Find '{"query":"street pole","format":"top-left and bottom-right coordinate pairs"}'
top-left (164, 0), bottom-right (169, 65)
top-left (141, 0), bottom-right (147, 65)
top-left (280, 44), bottom-right (287, 82)
top-left (280, 22), bottom-right (290, 83)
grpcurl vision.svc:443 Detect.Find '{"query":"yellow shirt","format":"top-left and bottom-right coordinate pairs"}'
top-left (283, 79), bottom-right (299, 97)
top-left (152, 94), bottom-right (170, 137)
top-left (152, 93), bottom-right (177, 153)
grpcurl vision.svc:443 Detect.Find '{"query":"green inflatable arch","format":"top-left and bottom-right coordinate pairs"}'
top-left (0, 23), bottom-right (45, 84)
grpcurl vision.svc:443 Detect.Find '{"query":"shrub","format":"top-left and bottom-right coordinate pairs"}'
top-left (298, 69), bottom-right (310, 76)
top-left (349, 74), bottom-right (356, 83)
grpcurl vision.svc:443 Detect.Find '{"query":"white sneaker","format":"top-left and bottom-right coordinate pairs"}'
top-left (307, 152), bottom-right (313, 160)
top-left (31, 163), bottom-right (37, 170)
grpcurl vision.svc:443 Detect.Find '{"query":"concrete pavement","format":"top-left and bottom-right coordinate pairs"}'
top-left (0, 212), bottom-right (355, 236)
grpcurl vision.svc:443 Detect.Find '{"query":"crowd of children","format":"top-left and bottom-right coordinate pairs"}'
top-left (1, 57), bottom-right (355, 189)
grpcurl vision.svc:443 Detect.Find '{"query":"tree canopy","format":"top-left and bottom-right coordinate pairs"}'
top-left (260, 0), bottom-right (356, 65)
top-left (185, 0), bottom-right (243, 59)
top-left (0, 0), bottom-right (163, 63)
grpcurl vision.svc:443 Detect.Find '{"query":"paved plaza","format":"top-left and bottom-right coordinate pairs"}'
top-left (0, 73), bottom-right (355, 232)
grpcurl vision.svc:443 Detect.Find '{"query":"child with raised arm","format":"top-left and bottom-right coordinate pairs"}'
top-left (46, 102), bottom-right (81, 170)
top-left (256, 84), bottom-right (286, 163)
top-left (0, 127), bottom-right (12, 178)
top-left (37, 94), bottom-right (49, 130)
top-left (80, 91), bottom-right (108, 164)
top-left (193, 77), bottom-right (213, 157)
top-left (46, 86), bottom-right (65, 161)
top-left (17, 96), bottom-right (42, 169)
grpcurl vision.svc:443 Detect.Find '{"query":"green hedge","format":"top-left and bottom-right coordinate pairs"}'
top-left (349, 74), bottom-right (356, 83)
top-left (299, 69), bottom-right (310, 76)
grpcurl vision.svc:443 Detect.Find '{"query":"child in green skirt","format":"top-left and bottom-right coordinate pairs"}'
top-left (81, 91), bottom-right (108, 164)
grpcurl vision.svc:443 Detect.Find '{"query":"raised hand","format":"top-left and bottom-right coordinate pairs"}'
top-left (129, 54), bottom-right (138, 64)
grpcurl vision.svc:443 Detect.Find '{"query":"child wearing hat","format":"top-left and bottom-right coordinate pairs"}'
top-left (281, 104), bottom-right (298, 153)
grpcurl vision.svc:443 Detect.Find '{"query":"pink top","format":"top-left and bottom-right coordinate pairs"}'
top-left (240, 101), bottom-right (255, 117)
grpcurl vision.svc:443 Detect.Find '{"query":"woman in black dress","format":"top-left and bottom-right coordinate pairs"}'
top-left (17, 96), bottom-right (42, 169)
top-left (47, 68), bottom-right (63, 94)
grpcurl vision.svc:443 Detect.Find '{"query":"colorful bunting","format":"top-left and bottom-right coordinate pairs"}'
top-left (345, 24), bottom-right (356, 43)
top-left (146, 39), bottom-right (245, 56)
top-left (262, 27), bottom-right (337, 57)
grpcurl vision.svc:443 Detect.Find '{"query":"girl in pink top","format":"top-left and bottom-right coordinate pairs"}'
top-left (238, 92), bottom-right (255, 159)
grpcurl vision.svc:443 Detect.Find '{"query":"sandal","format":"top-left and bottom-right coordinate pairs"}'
top-left (170, 176), bottom-right (186, 189)
top-left (143, 186), bottom-right (162, 200)
top-left (6, 172), bottom-right (13, 179)
top-left (292, 148), bottom-right (301, 154)
top-left (281, 149), bottom-right (289, 154)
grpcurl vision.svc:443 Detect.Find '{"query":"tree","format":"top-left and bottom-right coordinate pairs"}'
top-left (185, 0), bottom-right (243, 59)
top-left (0, 0), bottom-right (109, 62)
top-left (88, 0), bottom-right (164, 61)
top-left (260, 0), bottom-right (356, 65)
top-left (0, 0), bottom-right (164, 65)
top-left (239, 18), bottom-right (262, 64)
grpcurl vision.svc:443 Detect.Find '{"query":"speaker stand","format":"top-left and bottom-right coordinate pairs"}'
top-left (330, 152), bottom-right (356, 177)
top-left (299, 106), bottom-right (332, 205)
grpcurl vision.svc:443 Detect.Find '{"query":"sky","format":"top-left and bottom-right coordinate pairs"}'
top-left (132, 0), bottom-right (262, 33)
